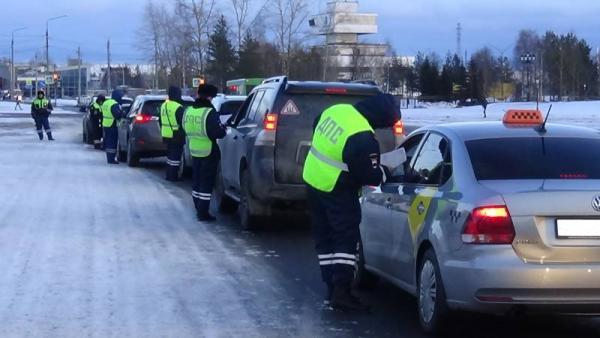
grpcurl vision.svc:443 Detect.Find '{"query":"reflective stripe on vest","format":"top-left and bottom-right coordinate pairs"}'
top-left (33, 98), bottom-right (49, 109)
top-left (302, 104), bottom-right (374, 193)
top-left (101, 99), bottom-right (117, 128)
top-left (160, 100), bottom-right (182, 138)
top-left (183, 107), bottom-right (213, 158)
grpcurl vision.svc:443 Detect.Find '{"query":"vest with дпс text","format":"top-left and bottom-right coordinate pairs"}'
top-left (160, 100), bottom-right (183, 139)
top-left (303, 104), bottom-right (374, 193)
top-left (101, 99), bottom-right (118, 128)
top-left (183, 107), bottom-right (213, 158)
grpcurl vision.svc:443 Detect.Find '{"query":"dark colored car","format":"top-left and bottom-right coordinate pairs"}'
top-left (116, 95), bottom-right (193, 167)
top-left (215, 76), bottom-right (406, 229)
top-left (83, 96), bottom-right (133, 148)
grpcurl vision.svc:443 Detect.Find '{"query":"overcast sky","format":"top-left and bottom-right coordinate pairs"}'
top-left (1, 0), bottom-right (599, 64)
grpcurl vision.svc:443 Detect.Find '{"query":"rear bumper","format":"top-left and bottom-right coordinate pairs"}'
top-left (131, 125), bottom-right (166, 158)
top-left (442, 246), bottom-right (600, 314)
top-left (251, 155), bottom-right (306, 203)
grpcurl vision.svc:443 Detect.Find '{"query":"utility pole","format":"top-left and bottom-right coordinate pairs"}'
top-left (46, 15), bottom-right (67, 93)
top-left (154, 35), bottom-right (159, 91)
top-left (10, 28), bottom-right (26, 99)
top-left (122, 64), bottom-right (126, 86)
top-left (456, 22), bottom-right (462, 62)
top-left (77, 46), bottom-right (82, 105)
top-left (107, 39), bottom-right (111, 92)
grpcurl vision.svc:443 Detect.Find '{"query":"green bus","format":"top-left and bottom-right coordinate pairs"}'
top-left (226, 78), bottom-right (264, 95)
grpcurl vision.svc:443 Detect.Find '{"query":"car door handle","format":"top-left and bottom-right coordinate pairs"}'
top-left (233, 135), bottom-right (238, 140)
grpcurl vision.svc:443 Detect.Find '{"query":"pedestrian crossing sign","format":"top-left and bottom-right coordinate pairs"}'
top-left (281, 100), bottom-right (300, 115)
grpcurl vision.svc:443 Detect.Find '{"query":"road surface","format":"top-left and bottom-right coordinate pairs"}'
top-left (0, 111), bottom-right (599, 337)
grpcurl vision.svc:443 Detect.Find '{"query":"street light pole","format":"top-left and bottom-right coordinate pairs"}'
top-left (46, 15), bottom-right (67, 89)
top-left (10, 27), bottom-right (26, 100)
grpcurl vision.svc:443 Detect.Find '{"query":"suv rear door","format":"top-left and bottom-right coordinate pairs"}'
top-left (274, 93), bottom-right (396, 185)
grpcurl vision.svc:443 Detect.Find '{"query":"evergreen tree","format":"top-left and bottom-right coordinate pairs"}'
top-left (237, 31), bottom-right (262, 78)
top-left (207, 15), bottom-right (237, 90)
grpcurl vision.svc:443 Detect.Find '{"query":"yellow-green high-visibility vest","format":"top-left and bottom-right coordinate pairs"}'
top-left (33, 98), bottom-right (49, 109)
top-left (183, 107), bottom-right (213, 158)
top-left (303, 104), bottom-right (374, 193)
top-left (92, 101), bottom-right (102, 112)
top-left (101, 99), bottom-right (118, 128)
top-left (160, 100), bottom-right (182, 138)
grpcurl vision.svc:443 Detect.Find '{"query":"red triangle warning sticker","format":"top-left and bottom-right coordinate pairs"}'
top-left (281, 100), bottom-right (300, 115)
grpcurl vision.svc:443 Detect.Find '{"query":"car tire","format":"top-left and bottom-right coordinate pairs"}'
top-left (353, 239), bottom-right (379, 290)
top-left (417, 249), bottom-right (449, 334)
top-left (239, 170), bottom-right (261, 230)
top-left (126, 138), bottom-right (140, 167)
top-left (215, 164), bottom-right (238, 214)
top-left (177, 151), bottom-right (192, 180)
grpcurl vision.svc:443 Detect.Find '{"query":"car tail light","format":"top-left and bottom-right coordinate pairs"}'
top-left (264, 113), bottom-right (278, 131)
top-left (134, 114), bottom-right (154, 124)
top-left (462, 206), bottom-right (515, 244)
top-left (393, 120), bottom-right (404, 135)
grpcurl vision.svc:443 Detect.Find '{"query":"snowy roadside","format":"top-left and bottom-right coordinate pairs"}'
top-left (0, 101), bottom-right (81, 116)
top-left (402, 101), bottom-right (600, 129)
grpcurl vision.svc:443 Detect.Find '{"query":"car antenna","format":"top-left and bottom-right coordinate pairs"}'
top-left (536, 104), bottom-right (553, 133)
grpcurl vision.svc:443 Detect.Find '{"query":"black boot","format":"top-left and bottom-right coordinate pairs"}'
top-left (323, 283), bottom-right (334, 307)
top-left (38, 133), bottom-right (43, 140)
top-left (331, 286), bottom-right (370, 313)
top-left (47, 132), bottom-right (54, 141)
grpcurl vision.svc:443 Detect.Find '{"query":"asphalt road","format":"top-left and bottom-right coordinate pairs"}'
top-left (0, 112), bottom-right (599, 338)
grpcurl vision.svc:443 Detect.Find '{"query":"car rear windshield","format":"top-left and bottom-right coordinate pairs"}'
top-left (141, 100), bottom-right (193, 116)
top-left (466, 137), bottom-right (600, 180)
top-left (278, 94), bottom-right (373, 126)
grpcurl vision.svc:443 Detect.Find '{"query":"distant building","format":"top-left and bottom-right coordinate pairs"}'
top-left (0, 63), bottom-right (9, 92)
top-left (310, 0), bottom-right (388, 82)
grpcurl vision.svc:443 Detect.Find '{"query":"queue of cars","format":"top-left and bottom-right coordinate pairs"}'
top-left (81, 82), bottom-right (600, 334)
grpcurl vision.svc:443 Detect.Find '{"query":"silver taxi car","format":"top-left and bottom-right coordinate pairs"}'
top-left (358, 110), bottom-right (600, 333)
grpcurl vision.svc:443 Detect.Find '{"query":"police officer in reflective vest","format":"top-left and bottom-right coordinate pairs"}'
top-left (91, 95), bottom-right (106, 149)
top-left (101, 89), bottom-right (125, 164)
top-left (183, 84), bottom-right (226, 221)
top-left (31, 90), bottom-right (54, 141)
top-left (160, 86), bottom-right (187, 181)
top-left (303, 93), bottom-right (400, 311)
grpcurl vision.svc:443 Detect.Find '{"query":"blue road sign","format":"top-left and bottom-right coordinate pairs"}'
top-left (38, 81), bottom-right (46, 88)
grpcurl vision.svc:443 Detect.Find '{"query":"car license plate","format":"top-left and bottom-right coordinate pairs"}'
top-left (556, 219), bottom-right (600, 239)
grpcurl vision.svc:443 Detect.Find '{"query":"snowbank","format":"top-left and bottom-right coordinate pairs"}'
top-left (402, 101), bottom-right (600, 128)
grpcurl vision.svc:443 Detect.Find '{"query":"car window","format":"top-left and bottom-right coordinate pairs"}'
top-left (253, 89), bottom-right (274, 123)
top-left (466, 137), bottom-right (600, 180)
top-left (389, 133), bottom-right (425, 182)
top-left (219, 101), bottom-right (244, 116)
top-left (409, 133), bottom-right (452, 186)
top-left (232, 93), bottom-right (256, 126)
top-left (140, 100), bottom-right (166, 117)
top-left (128, 99), bottom-right (142, 117)
top-left (246, 90), bottom-right (265, 123)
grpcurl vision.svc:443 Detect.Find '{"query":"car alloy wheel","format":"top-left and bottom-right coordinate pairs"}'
top-left (419, 260), bottom-right (437, 324)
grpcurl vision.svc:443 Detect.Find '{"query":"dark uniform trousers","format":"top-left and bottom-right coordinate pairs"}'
top-left (307, 186), bottom-right (361, 290)
top-left (103, 127), bottom-right (118, 163)
top-left (165, 140), bottom-right (184, 181)
top-left (34, 116), bottom-right (52, 140)
top-left (192, 147), bottom-right (220, 217)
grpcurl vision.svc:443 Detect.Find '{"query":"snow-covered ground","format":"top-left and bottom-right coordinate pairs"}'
top-left (0, 100), bottom-right (80, 115)
top-left (402, 101), bottom-right (600, 128)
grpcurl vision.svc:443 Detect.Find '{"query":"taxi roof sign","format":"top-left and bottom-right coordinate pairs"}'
top-left (503, 109), bottom-right (543, 125)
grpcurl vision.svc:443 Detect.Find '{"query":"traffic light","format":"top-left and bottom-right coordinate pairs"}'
top-left (52, 72), bottom-right (61, 81)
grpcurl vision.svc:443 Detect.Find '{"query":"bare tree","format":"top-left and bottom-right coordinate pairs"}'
top-left (176, 0), bottom-right (216, 75)
top-left (229, 0), bottom-right (251, 51)
top-left (271, 0), bottom-right (309, 75)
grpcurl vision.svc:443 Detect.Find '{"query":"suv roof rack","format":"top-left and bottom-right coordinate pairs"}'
top-left (262, 76), bottom-right (288, 85)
